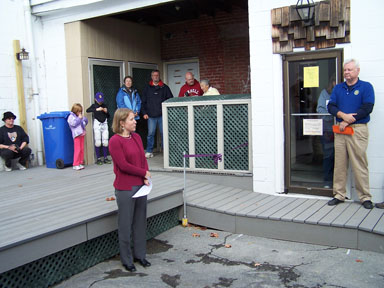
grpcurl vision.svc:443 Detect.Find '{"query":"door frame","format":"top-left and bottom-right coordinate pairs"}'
top-left (88, 59), bottom-right (124, 163)
top-left (128, 62), bottom-right (158, 77)
top-left (282, 49), bottom-right (343, 196)
top-left (89, 59), bottom-right (125, 104)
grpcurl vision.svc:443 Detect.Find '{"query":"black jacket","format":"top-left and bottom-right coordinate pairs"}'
top-left (141, 81), bottom-right (173, 117)
top-left (86, 103), bottom-right (110, 123)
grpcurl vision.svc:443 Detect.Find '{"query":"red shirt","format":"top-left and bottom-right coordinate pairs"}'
top-left (178, 79), bottom-right (203, 97)
top-left (109, 133), bottom-right (148, 191)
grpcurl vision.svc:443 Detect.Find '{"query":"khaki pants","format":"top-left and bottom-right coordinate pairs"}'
top-left (333, 124), bottom-right (371, 202)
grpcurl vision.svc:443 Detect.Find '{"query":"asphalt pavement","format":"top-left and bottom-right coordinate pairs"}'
top-left (54, 225), bottom-right (384, 288)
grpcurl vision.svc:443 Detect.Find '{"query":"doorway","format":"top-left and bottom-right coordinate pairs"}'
top-left (283, 50), bottom-right (343, 196)
top-left (166, 60), bottom-right (200, 97)
top-left (89, 59), bottom-right (123, 140)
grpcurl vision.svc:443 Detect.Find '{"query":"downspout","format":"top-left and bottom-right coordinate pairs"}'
top-left (24, 0), bottom-right (43, 166)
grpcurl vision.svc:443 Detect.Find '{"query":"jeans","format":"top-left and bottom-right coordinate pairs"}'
top-left (146, 116), bottom-right (163, 153)
top-left (0, 147), bottom-right (31, 167)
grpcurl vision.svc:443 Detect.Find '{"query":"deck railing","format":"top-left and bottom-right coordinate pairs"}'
top-left (162, 94), bottom-right (252, 174)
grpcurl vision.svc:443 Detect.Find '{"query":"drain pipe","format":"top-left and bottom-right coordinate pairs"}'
top-left (24, 0), bottom-right (43, 166)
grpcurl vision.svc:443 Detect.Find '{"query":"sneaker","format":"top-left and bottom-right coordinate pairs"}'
top-left (16, 163), bottom-right (27, 170)
top-left (362, 200), bottom-right (373, 209)
top-left (327, 198), bottom-right (343, 206)
top-left (375, 202), bottom-right (384, 209)
top-left (104, 158), bottom-right (111, 164)
top-left (79, 164), bottom-right (85, 169)
top-left (145, 152), bottom-right (153, 159)
top-left (4, 165), bottom-right (12, 172)
top-left (73, 165), bottom-right (82, 171)
top-left (96, 159), bottom-right (103, 165)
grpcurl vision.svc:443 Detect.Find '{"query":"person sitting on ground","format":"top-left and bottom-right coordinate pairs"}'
top-left (86, 92), bottom-right (111, 165)
top-left (200, 79), bottom-right (220, 96)
top-left (0, 111), bottom-right (31, 172)
top-left (178, 72), bottom-right (203, 97)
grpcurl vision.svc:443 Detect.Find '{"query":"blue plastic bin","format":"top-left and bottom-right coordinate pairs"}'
top-left (37, 111), bottom-right (74, 169)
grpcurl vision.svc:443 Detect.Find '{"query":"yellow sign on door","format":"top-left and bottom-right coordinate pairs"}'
top-left (303, 66), bottom-right (319, 88)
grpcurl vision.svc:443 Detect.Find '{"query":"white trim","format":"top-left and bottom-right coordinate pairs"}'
top-left (217, 104), bottom-right (224, 171)
top-left (188, 105), bottom-right (195, 169)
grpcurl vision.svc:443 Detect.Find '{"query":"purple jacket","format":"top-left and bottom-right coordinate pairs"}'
top-left (67, 112), bottom-right (88, 138)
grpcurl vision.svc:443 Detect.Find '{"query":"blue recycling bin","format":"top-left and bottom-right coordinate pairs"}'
top-left (37, 111), bottom-right (74, 169)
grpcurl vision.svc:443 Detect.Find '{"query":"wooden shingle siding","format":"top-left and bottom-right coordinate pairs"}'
top-left (271, 0), bottom-right (350, 53)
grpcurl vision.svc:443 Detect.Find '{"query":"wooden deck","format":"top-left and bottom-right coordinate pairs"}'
top-left (0, 164), bottom-right (187, 273)
top-left (1, 162), bottom-right (384, 274)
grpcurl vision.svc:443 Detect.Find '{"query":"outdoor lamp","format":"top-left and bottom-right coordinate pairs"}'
top-left (296, 0), bottom-right (316, 26)
top-left (16, 48), bottom-right (29, 61)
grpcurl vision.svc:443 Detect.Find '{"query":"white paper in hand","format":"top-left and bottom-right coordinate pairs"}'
top-left (132, 178), bottom-right (152, 198)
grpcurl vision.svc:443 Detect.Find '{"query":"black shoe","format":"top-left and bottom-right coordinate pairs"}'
top-left (328, 198), bottom-right (343, 206)
top-left (123, 264), bottom-right (136, 272)
top-left (375, 202), bottom-right (384, 209)
top-left (134, 258), bottom-right (151, 267)
top-left (362, 200), bottom-right (373, 209)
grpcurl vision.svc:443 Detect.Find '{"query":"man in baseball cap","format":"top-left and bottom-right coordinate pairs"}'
top-left (0, 111), bottom-right (31, 171)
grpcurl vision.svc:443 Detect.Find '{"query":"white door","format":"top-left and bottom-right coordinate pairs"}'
top-left (166, 62), bottom-right (200, 97)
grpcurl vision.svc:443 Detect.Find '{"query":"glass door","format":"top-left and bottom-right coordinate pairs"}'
top-left (283, 50), bottom-right (343, 196)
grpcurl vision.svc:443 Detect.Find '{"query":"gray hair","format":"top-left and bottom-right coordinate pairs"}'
top-left (344, 58), bottom-right (360, 69)
top-left (200, 79), bottom-right (210, 86)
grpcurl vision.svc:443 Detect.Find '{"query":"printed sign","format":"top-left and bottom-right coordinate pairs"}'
top-left (303, 119), bottom-right (323, 136)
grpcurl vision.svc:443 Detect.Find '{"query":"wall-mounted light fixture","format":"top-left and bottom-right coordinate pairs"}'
top-left (16, 48), bottom-right (29, 61)
top-left (296, 0), bottom-right (316, 26)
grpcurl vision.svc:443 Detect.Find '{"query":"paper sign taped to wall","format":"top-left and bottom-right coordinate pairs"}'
top-left (303, 66), bottom-right (319, 88)
top-left (303, 119), bottom-right (323, 135)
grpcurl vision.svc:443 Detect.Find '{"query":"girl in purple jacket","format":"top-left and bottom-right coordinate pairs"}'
top-left (67, 103), bottom-right (88, 170)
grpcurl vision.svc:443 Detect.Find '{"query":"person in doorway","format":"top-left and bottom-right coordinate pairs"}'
top-left (109, 108), bottom-right (151, 272)
top-left (67, 103), bottom-right (88, 171)
top-left (200, 79), bottom-right (220, 96)
top-left (327, 59), bottom-right (375, 209)
top-left (178, 72), bottom-right (203, 97)
top-left (316, 76), bottom-right (336, 188)
top-left (141, 69), bottom-right (173, 159)
top-left (86, 92), bottom-right (111, 165)
top-left (116, 76), bottom-right (142, 120)
top-left (0, 111), bottom-right (31, 172)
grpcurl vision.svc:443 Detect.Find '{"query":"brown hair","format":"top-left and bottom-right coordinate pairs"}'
top-left (112, 108), bottom-right (134, 134)
top-left (71, 103), bottom-right (83, 114)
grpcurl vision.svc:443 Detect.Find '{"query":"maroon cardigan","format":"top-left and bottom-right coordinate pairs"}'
top-left (109, 133), bottom-right (148, 191)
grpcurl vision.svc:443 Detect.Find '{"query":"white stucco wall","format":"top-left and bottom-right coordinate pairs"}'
top-left (0, 0), bottom-right (38, 162)
top-left (249, 0), bottom-right (384, 202)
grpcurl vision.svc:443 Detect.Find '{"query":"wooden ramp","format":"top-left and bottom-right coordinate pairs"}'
top-left (1, 164), bottom-right (384, 275)
top-left (0, 165), bottom-right (189, 274)
top-left (183, 181), bottom-right (384, 254)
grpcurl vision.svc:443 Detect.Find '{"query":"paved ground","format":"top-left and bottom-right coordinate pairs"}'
top-left (54, 225), bottom-right (384, 288)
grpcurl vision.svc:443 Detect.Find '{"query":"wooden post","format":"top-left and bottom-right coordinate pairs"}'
top-left (13, 40), bottom-right (28, 132)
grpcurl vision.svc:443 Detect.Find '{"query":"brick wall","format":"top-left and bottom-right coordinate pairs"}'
top-left (160, 7), bottom-right (250, 95)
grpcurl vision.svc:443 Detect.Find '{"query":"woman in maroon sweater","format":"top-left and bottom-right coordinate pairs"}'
top-left (109, 108), bottom-right (151, 272)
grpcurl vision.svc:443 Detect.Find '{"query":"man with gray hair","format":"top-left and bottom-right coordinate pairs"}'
top-left (327, 59), bottom-right (375, 209)
top-left (200, 79), bottom-right (220, 96)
